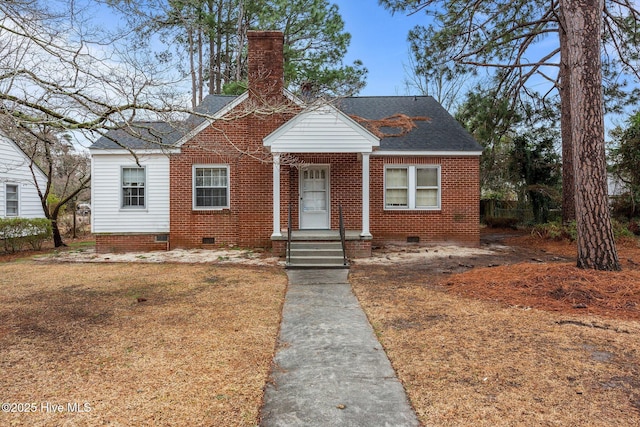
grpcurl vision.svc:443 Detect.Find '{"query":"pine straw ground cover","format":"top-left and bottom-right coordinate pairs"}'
top-left (0, 262), bottom-right (287, 426)
top-left (351, 236), bottom-right (640, 426)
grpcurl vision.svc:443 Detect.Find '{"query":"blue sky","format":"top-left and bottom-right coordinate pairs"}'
top-left (332, 1), bottom-right (428, 96)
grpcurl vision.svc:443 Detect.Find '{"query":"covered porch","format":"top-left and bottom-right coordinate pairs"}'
top-left (263, 104), bottom-right (380, 259)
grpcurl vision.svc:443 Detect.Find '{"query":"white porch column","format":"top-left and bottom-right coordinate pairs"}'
top-left (271, 154), bottom-right (282, 238)
top-left (361, 152), bottom-right (372, 238)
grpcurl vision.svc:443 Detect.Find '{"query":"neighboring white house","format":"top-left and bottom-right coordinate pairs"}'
top-left (0, 131), bottom-right (47, 219)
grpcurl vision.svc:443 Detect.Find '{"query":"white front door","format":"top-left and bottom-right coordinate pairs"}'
top-left (300, 166), bottom-right (330, 229)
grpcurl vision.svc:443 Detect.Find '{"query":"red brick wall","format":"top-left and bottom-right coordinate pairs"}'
top-left (369, 156), bottom-right (480, 245)
top-left (345, 240), bottom-right (372, 258)
top-left (282, 153), bottom-right (362, 230)
top-left (95, 234), bottom-right (169, 253)
top-left (169, 104), bottom-right (292, 250)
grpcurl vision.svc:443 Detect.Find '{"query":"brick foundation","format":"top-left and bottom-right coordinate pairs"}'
top-left (95, 234), bottom-right (169, 253)
top-left (345, 240), bottom-right (372, 258)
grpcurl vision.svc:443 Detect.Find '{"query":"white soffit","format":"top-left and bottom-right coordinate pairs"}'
top-left (264, 105), bottom-right (380, 153)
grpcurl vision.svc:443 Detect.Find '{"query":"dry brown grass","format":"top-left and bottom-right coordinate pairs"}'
top-left (0, 262), bottom-right (287, 426)
top-left (351, 237), bottom-right (640, 426)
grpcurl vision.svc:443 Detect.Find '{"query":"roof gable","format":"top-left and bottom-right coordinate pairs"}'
top-left (0, 131), bottom-right (47, 182)
top-left (264, 104), bottom-right (379, 153)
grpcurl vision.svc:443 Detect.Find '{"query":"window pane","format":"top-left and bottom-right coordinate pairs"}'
top-left (123, 167), bottom-right (145, 187)
top-left (6, 185), bottom-right (18, 216)
top-left (194, 167), bottom-right (228, 208)
top-left (416, 189), bottom-right (438, 207)
top-left (197, 188), bottom-right (227, 207)
top-left (386, 168), bottom-right (408, 187)
top-left (122, 167), bottom-right (145, 207)
top-left (386, 189), bottom-right (408, 207)
top-left (417, 168), bottom-right (438, 187)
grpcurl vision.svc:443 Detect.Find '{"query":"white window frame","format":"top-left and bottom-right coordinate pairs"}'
top-left (5, 183), bottom-right (19, 217)
top-left (121, 166), bottom-right (146, 209)
top-left (384, 165), bottom-right (441, 210)
top-left (192, 164), bottom-right (230, 210)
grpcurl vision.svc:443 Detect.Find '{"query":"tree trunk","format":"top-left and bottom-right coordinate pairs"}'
top-left (215, 0), bottom-right (223, 94)
top-left (561, 0), bottom-right (620, 270)
top-left (235, 0), bottom-right (245, 82)
top-left (198, 29), bottom-right (204, 104)
top-left (51, 219), bottom-right (65, 247)
top-left (558, 10), bottom-right (576, 224)
top-left (188, 28), bottom-right (197, 109)
top-left (207, 0), bottom-right (216, 94)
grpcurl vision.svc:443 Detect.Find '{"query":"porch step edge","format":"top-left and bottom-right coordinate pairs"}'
top-left (285, 263), bottom-right (350, 270)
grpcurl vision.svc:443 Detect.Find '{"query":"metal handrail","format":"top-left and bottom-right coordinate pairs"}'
top-left (287, 200), bottom-right (292, 265)
top-left (338, 204), bottom-right (347, 266)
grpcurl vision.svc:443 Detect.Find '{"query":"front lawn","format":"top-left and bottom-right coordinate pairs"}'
top-left (352, 235), bottom-right (640, 426)
top-left (0, 262), bottom-right (287, 426)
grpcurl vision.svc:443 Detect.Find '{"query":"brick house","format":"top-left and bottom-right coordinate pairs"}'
top-left (89, 31), bottom-right (482, 260)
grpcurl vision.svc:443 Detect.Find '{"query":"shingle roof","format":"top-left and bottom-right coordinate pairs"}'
top-left (90, 95), bottom-right (239, 150)
top-left (90, 121), bottom-right (185, 149)
top-left (91, 94), bottom-right (482, 153)
top-left (336, 96), bottom-right (482, 152)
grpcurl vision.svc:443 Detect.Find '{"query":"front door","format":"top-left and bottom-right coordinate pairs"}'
top-left (300, 166), bottom-right (330, 229)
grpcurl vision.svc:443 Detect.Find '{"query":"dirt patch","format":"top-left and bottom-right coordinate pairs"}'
top-left (351, 230), bottom-right (640, 426)
top-left (25, 243), bottom-right (284, 266)
top-left (0, 262), bottom-right (287, 426)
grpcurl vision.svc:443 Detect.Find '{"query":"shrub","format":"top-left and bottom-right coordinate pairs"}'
top-left (532, 219), bottom-right (640, 243)
top-left (611, 218), bottom-right (635, 240)
top-left (531, 221), bottom-right (576, 241)
top-left (0, 218), bottom-right (52, 252)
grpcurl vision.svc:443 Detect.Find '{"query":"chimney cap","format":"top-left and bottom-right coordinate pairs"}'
top-left (247, 30), bottom-right (284, 39)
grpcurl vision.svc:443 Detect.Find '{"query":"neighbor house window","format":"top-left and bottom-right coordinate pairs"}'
top-left (193, 165), bottom-right (229, 209)
top-left (5, 184), bottom-right (18, 216)
top-left (384, 165), bottom-right (440, 210)
top-left (122, 167), bottom-right (145, 208)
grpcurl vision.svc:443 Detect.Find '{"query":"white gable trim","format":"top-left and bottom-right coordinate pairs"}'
top-left (90, 148), bottom-right (179, 155)
top-left (264, 104), bottom-right (380, 153)
top-left (174, 92), bottom-right (249, 147)
top-left (372, 150), bottom-right (483, 157)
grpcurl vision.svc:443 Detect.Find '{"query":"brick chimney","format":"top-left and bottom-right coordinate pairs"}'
top-left (247, 31), bottom-right (284, 102)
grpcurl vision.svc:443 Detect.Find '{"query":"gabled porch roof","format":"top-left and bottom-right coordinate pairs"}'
top-left (263, 104), bottom-right (380, 153)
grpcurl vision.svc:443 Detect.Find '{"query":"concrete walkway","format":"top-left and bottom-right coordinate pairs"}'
top-left (259, 269), bottom-right (419, 427)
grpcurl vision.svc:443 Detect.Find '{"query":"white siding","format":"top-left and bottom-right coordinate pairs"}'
top-left (0, 134), bottom-right (47, 219)
top-left (91, 153), bottom-right (170, 233)
top-left (264, 107), bottom-right (379, 153)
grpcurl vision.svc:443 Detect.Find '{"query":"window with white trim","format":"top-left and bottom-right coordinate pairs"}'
top-left (122, 167), bottom-right (146, 208)
top-left (5, 184), bottom-right (18, 216)
top-left (193, 165), bottom-right (229, 209)
top-left (384, 165), bottom-right (440, 210)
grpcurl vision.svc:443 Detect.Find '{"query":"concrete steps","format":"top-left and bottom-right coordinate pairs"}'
top-left (286, 240), bottom-right (349, 269)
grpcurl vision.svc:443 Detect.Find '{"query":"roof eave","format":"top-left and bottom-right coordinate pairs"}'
top-left (372, 150), bottom-right (483, 156)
